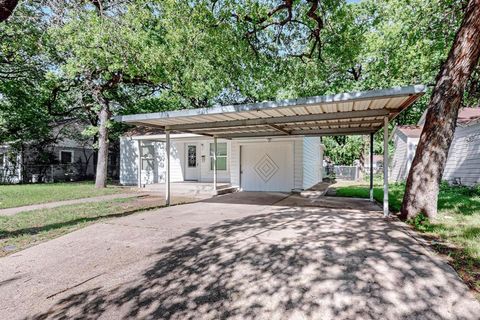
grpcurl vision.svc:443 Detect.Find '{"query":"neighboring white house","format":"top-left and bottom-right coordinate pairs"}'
top-left (0, 120), bottom-right (117, 183)
top-left (120, 127), bottom-right (324, 192)
top-left (391, 108), bottom-right (480, 185)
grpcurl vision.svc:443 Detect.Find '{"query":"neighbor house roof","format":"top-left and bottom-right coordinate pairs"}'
top-left (123, 126), bottom-right (165, 137)
top-left (457, 107), bottom-right (480, 125)
top-left (395, 125), bottom-right (423, 138)
top-left (116, 85), bottom-right (426, 138)
top-left (418, 107), bottom-right (480, 126)
top-left (396, 107), bottom-right (480, 139)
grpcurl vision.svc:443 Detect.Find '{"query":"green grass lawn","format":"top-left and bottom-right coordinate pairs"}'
top-left (0, 195), bottom-right (194, 256)
top-left (335, 182), bottom-right (480, 297)
top-left (0, 182), bottom-right (127, 209)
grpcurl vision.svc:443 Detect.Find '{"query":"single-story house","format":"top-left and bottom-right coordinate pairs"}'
top-left (116, 85), bottom-right (426, 216)
top-left (391, 107), bottom-right (480, 185)
top-left (120, 127), bottom-right (324, 192)
top-left (0, 120), bottom-right (119, 183)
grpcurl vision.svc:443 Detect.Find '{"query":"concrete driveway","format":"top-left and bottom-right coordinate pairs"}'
top-left (0, 192), bottom-right (479, 320)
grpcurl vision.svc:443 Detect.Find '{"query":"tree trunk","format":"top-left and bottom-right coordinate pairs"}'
top-left (0, 0), bottom-right (18, 22)
top-left (95, 99), bottom-right (111, 189)
top-left (400, 0), bottom-right (480, 220)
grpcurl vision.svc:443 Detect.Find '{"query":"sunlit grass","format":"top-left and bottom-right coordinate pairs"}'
top-left (0, 182), bottom-right (127, 209)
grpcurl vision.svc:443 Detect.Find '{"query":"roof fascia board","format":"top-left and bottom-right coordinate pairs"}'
top-left (216, 127), bottom-right (375, 138)
top-left (188, 119), bottom-right (384, 134)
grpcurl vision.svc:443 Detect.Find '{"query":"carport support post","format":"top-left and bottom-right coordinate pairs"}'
top-left (369, 133), bottom-right (374, 202)
top-left (165, 130), bottom-right (171, 206)
top-left (383, 117), bottom-right (389, 217)
top-left (213, 137), bottom-right (217, 193)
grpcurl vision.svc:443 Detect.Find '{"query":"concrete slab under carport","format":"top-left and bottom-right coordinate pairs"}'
top-left (141, 181), bottom-right (237, 197)
top-left (0, 192), bottom-right (479, 319)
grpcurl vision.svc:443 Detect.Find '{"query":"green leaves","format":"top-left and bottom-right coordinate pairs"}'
top-left (1, 0), bottom-right (473, 161)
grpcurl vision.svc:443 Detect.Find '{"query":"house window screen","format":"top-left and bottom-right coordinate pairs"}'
top-left (142, 159), bottom-right (154, 171)
top-left (60, 151), bottom-right (73, 164)
top-left (210, 143), bottom-right (227, 171)
top-left (141, 143), bottom-right (155, 171)
top-left (141, 145), bottom-right (155, 158)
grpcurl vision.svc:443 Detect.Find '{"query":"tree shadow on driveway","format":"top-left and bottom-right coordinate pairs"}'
top-left (27, 200), bottom-right (480, 320)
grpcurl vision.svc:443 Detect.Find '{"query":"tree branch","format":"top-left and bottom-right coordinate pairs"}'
top-left (0, 0), bottom-right (19, 22)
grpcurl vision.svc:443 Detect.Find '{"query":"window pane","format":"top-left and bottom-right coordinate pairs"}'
top-left (209, 143), bottom-right (227, 171)
top-left (210, 143), bottom-right (227, 156)
top-left (60, 151), bottom-right (72, 164)
top-left (142, 159), bottom-right (154, 171)
top-left (217, 143), bottom-right (227, 156)
top-left (142, 145), bottom-right (155, 158)
top-left (210, 156), bottom-right (227, 171)
top-left (217, 157), bottom-right (227, 170)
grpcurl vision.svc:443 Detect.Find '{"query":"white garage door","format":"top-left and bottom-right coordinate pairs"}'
top-left (240, 142), bottom-right (294, 192)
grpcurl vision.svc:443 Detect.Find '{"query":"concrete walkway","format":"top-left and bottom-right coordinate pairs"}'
top-left (0, 192), bottom-right (479, 319)
top-left (0, 193), bottom-right (145, 216)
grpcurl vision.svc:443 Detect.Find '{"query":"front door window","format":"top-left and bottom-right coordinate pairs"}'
top-left (188, 145), bottom-right (197, 167)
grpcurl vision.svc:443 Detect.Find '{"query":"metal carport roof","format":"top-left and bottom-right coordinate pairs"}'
top-left (115, 85), bottom-right (426, 138)
top-left (115, 84), bottom-right (427, 216)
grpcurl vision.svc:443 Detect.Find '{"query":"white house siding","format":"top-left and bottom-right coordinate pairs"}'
top-left (443, 123), bottom-right (480, 186)
top-left (390, 132), bottom-right (411, 182)
top-left (302, 137), bottom-right (322, 189)
top-left (391, 122), bottom-right (480, 185)
top-left (122, 135), bottom-right (325, 190)
top-left (230, 140), bottom-right (240, 187)
top-left (294, 139), bottom-right (303, 190)
top-left (406, 137), bottom-right (419, 176)
top-left (120, 137), bottom-right (230, 186)
top-left (152, 141), bottom-right (184, 183)
top-left (120, 137), bottom-right (139, 185)
top-left (0, 145), bottom-right (22, 183)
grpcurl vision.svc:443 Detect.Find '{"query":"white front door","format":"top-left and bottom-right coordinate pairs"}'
top-left (185, 143), bottom-right (199, 180)
top-left (240, 142), bottom-right (294, 192)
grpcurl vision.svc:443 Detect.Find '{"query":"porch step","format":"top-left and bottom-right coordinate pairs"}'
top-left (215, 186), bottom-right (239, 196)
top-left (142, 182), bottom-right (237, 197)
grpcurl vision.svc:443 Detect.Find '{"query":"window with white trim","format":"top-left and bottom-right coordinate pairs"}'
top-left (60, 150), bottom-right (74, 164)
top-left (141, 143), bottom-right (155, 171)
top-left (210, 143), bottom-right (227, 171)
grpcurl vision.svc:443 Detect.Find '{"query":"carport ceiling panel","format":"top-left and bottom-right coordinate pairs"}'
top-left (321, 103), bottom-right (338, 113)
top-left (304, 105), bottom-right (324, 114)
top-left (370, 98), bottom-right (391, 109)
top-left (353, 100), bottom-right (371, 111)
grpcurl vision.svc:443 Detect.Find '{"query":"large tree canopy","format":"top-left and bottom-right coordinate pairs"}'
top-left (1, 0), bottom-right (479, 190)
